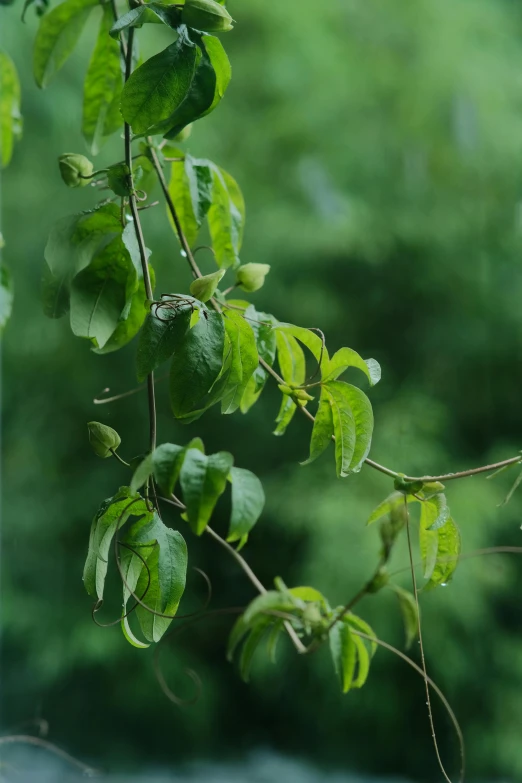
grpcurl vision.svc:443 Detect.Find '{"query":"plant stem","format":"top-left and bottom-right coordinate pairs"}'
top-left (124, 29), bottom-right (157, 453)
top-left (147, 142), bottom-right (202, 281)
top-left (110, 449), bottom-right (130, 467)
top-left (257, 357), bottom-right (521, 484)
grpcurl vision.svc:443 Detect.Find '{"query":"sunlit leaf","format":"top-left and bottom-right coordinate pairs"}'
top-left (324, 381), bottom-right (374, 477)
top-left (0, 50), bottom-right (22, 169)
top-left (324, 347), bottom-right (381, 387)
top-left (301, 387), bottom-right (334, 465)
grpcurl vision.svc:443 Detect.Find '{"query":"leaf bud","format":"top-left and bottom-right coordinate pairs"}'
top-left (235, 263), bottom-right (270, 293)
top-left (88, 421), bottom-right (121, 459)
top-left (58, 153), bottom-right (94, 188)
top-left (182, 0), bottom-right (234, 32)
top-left (189, 269), bottom-right (225, 302)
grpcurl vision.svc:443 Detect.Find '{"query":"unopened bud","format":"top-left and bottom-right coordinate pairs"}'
top-left (88, 421), bottom-right (121, 459)
top-left (182, 0), bottom-right (234, 32)
top-left (189, 269), bottom-right (225, 302)
top-left (235, 263), bottom-right (270, 293)
top-left (58, 153), bottom-right (93, 188)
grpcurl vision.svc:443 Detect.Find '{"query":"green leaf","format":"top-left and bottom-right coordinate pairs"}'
top-left (121, 612), bottom-right (151, 649)
top-left (220, 310), bottom-right (258, 414)
top-left (152, 438), bottom-right (204, 497)
top-left (169, 309), bottom-right (225, 419)
top-left (0, 51), bottom-right (22, 169)
top-left (33, 0), bottom-right (99, 88)
top-left (352, 635), bottom-right (371, 688)
top-left (109, 3), bottom-right (181, 38)
top-left (190, 269), bottom-right (225, 302)
top-left (167, 155), bottom-right (198, 248)
top-left (136, 299), bottom-right (193, 381)
top-left (324, 347), bottom-right (381, 387)
top-left (70, 236), bottom-right (132, 349)
top-left (43, 203), bottom-right (122, 318)
top-left (273, 395), bottom-right (297, 437)
top-left (82, 5), bottom-right (123, 155)
top-left (0, 264), bottom-right (13, 332)
top-left (243, 305), bottom-right (277, 392)
top-left (93, 275), bottom-right (153, 355)
top-left (227, 613), bottom-right (250, 662)
top-left (129, 514), bottom-right (188, 642)
top-left (329, 621), bottom-right (356, 693)
top-left (367, 491), bottom-right (421, 526)
top-left (301, 387), bottom-right (334, 465)
top-left (239, 621), bottom-right (270, 683)
top-left (289, 586), bottom-right (327, 604)
top-left (323, 381), bottom-right (374, 477)
top-left (343, 613), bottom-right (378, 656)
top-left (227, 466), bottom-right (265, 542)
top-left (121, 31), bottom-right (198, 136)
top-left (390, 584), bottom-right (419, 649)
top-left (179, 448), bottom-right (234, 535)
top-left (207, 165), bottom-right (245, 269)
top-left (239, 376), bottom-right (262, 414)
top-left (163, 31), bottom-right (231, 139)
top-left (419, 509), bottom-right (461, 590)
top-left (130, 453), bottom-right (154, 494)
top-left (243, 591), bottom-right (296, 625)
top-left (276, 324), bottom-right (329, 376)
top-left (83, 488), bottom-right (152, 601)
top-left (275, 330), bottom-right (306, 387)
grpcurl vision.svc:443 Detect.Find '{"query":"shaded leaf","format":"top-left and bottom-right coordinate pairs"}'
top-left (220, 309), bottom-right (258, 414)
top-left (207, 165), bottom-right (245, 269)
top-left (33, 0), bottom-right (99, 88)
top-left (301, 387), bottom-right (334, 465)
top-left (390, 584), bottom-right (419, 649)
top-left (179, 448), bottom-right (234, 535)
top-left (273, 395), bottom-right (297, 437)
top-left (152, 437), bottom-right (205, 496)
top-left (136, 299), bottom-right (193, 381)
top-left (0, 264), bottom-right (14, 331)
top-left (228, 466), bottom-right (265, 542)
top-left (329, 621), bottom-right (356, 693)
top-left (169, 309), bottom-right (225, 418)
top-left (82, 4), bottom-right (123, 155)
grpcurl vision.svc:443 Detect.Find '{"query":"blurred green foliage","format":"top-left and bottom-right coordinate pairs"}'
top-left (3, 0), bottom-right (522, 779)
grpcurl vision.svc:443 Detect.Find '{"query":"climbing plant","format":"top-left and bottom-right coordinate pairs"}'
top-left (2, 1), bottom-right (522, 780)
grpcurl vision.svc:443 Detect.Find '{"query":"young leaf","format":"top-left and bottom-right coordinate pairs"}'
top-left (352, 635), bottom-right (371, 688)
top-left (33, 0), bottom-right (99, 88)
top-left (301, 388), bottom-right (334, 465)
top-left (93, 276), bottom-right (152, 355)
top-left (276, 324), bottom-right (329, 376)
top-left (343, 613), bottom-right (378, 656)
top-left (329, 621), bottom-right (356, 693)
top-left (0, 264), bottom-right (13, 332)
top-left (120, 32), bottom-right (198, 136)
top-left (324, 347), bottom-right (381, 387)
top-left (390, 584), bottom-right (419, 649)
top-left (82, 4), bottom-right (123, 155)
top-left (152, 438), bottom-right (204, 497)
top-left (167, 155), bottom-right (198, 248)
top-left (239, 621), bottom-right (270, 683)
top-left (243, 305), bottom-right (277, 392)
top-left (129, 514), bottom-right (188, 642)
top-left (324, 381), bottom-right (373, 477)
top-left (276, 330), bottom-right (306, 386)
top-left (220, 310), bottom-right (258, 414)
top-left (243, 591), bottom-right (297, 626)
top-left (190, 269), bottom-right (225, 303)
top-left (227, 613), bottom-right (250, 662)
top-left (70, 236), bottom-right (132, 349)
top-left (207, 165), bottom-right (245, 269)
top-left (228, 466), bottom-right (265, 542)
top-left (273, 395), bottom-right (297, 437)
top-left (109, 3), bottom-right (180, 38)
top-left (136, 300), bottom-right (193, 381)
top-left (0, 51), bottom-right (22, 169)
top-left (419, 509), bottom-right (461, 590)
top-left (179, 448), bottom-right (234, 535)
top-left (169, 310), bottom-right (225, 418)
top-left (83, 488), bottom-right (152, 601)
top-left (163, 32), bottom-right (232, 139)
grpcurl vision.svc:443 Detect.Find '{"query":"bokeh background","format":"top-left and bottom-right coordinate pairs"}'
top-left (3, 0), bottom-right (522, 779)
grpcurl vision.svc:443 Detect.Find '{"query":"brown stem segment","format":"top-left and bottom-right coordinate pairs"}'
top-left (124, 29), bottom-right (157, 453)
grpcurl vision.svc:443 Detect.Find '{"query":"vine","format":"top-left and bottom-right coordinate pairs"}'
top-left (1, 1), bottom-right (522, 780)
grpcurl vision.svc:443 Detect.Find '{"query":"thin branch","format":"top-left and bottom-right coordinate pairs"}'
top-left (352, 630), bottom-right (465, 783)
top-left (257, 357), bottom-right (521, 483)
top-left (124, 29), bottom-right (157, 454)
top-left (147, 142), bottom-right (202, 280)
top-left (404, 498), bottom-right (453, 783)
top-left (0, 735), bottom-right (98, 777)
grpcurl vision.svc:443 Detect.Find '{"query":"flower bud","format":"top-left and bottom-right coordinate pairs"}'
top-left (189, 269), bottom-right (225, 302)
top-left (235, 263), bottom-right (270, 293)
top-left (88, 421), bottom-right (121, 459)
top-left (182, 0), bottom-right (234, 32)
top-left (58, 153), bottom-right (94, 188)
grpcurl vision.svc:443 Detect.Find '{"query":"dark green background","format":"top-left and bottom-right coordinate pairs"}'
top-left (3, 0), bottom-right (522, 779)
